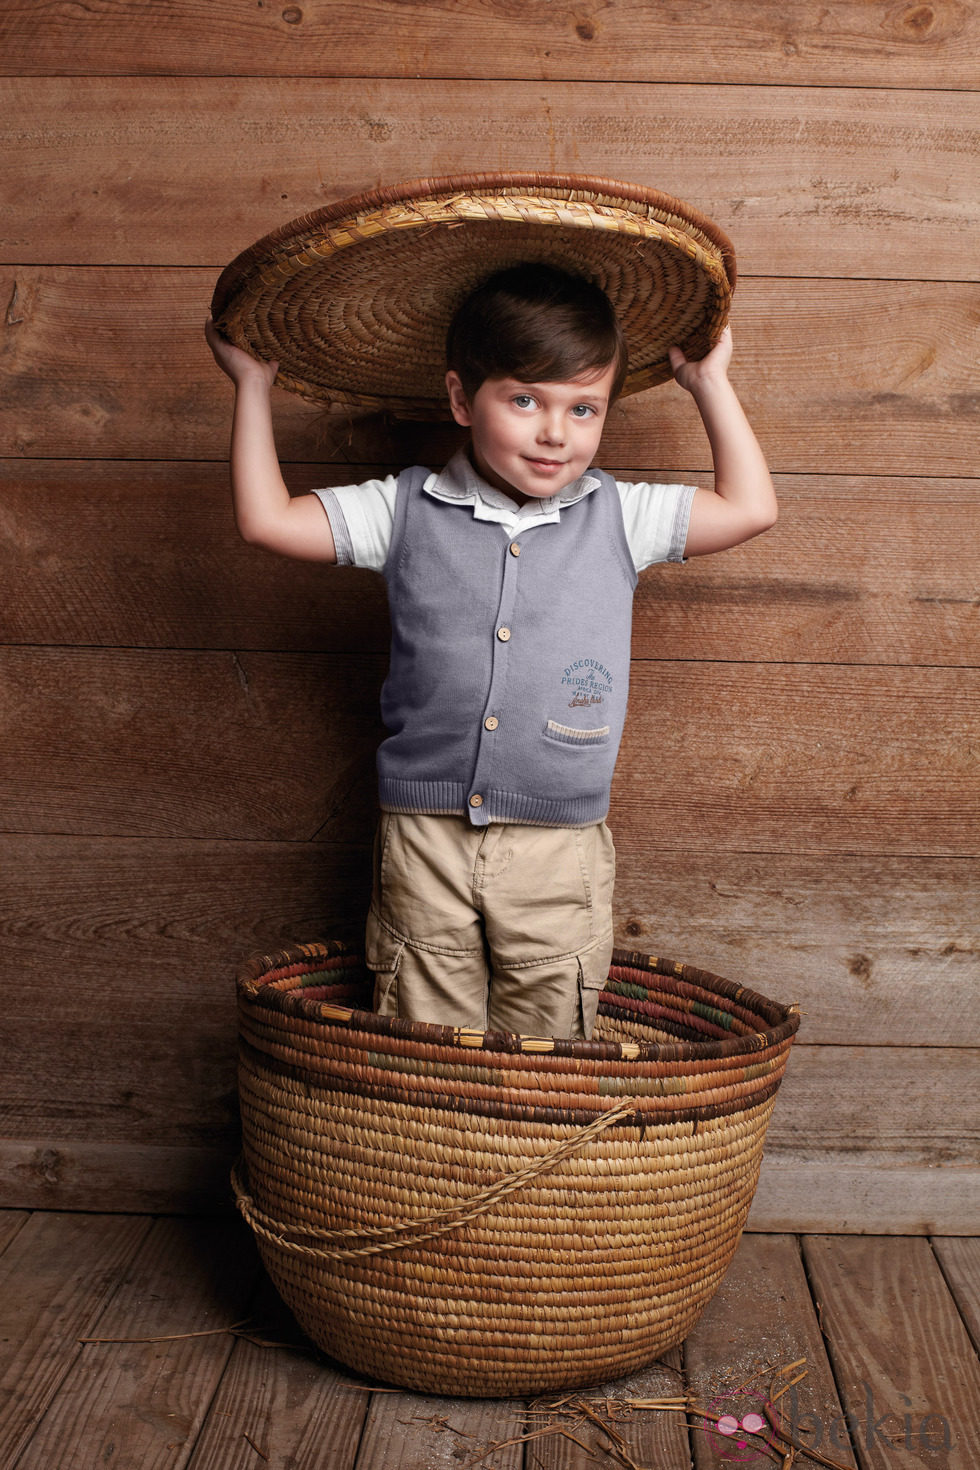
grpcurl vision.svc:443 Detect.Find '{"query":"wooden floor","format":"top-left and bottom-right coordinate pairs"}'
top-left (1, 1212), bottom-right (977, 1470)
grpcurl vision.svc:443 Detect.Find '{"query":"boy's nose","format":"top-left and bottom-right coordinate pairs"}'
top-left (538, 414), bottom-right (565, 445)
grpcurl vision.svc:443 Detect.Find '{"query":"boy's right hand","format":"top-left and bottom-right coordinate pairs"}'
top-left (205, 317), bottom-right (278, 390)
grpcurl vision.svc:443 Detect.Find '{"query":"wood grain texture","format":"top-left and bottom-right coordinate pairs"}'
top-left (354, 1384), bottom-right (525, 1470)
top-left (1, 0), bottom-right (977, 1236)
top-left (2, 1013), bottom-right (241, 1149)
top-left (0, 1140), bottom-right (237, 1215)
top-left (2, 1223), bottom-right (977, 1470)
top-left (613, 661), bottom-right (980, 858)
top-left (631, 473), bottom-right (980, 669)
top-left (802, 1235), bottom-right (980, 1467)
top-left (3, 461), bottom-right (978, 670)
top-left (188, 1275), bottom-right (371, 1470)
top-left (1, 1046), bottom-right (975, 1181)
top-left (749, 1164), bottom-right (980, 1235)
top-left (0, 836), bottom-right (973, 1051)
top-left (0, 834), bottom-right (371, 980)
top-left (0, 1212), bottom-right (28, 1256)
top-left (522, 1350), bottom-right (689, 1469)
top-left (0, 1212), bottom-right (151, 1469)
top-left (931, 1238), bottom-right (980, 1354)
top-left (4, 1138), bottom-right (973, 1229)
top-left (684, 1233), bottom-right (859, 1469)
top-left (1, 648), bottom-right (976, 854)
top-left (1, 1), bottom-right (975, 86)
top-left (2, 269), bottom-right (978, 477)
top-left (0, 646), bottom-right (385, 841)
top-left (611, 852), bottom-right (980, 1048)
top-left (762, 1046), bottom-right (979, 1165)
top-left (14, 1217), bottom-right (260, 1470)
top-left (0, 460), bottom-right (392, 654)
top-left (3, 79), bottom-right (976, 280)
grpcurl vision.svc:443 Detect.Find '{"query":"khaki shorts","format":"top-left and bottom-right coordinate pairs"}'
top-left (365, 812), bottom-right (615, 1040)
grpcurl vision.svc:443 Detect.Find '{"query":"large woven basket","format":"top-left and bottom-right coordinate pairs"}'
top-left (211, 172), bottom-right (736, 418)
top-left (234, 940), bottom-right (799, 1397)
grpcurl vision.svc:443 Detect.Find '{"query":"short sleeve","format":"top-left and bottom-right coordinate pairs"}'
top-left (311, 475), bottom-right (399, 571)
top-left (615, 480), bottom-right (697, 571)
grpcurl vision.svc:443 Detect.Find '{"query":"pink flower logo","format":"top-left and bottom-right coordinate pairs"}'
top-left (704, 1390), bottom-right (771, 1463)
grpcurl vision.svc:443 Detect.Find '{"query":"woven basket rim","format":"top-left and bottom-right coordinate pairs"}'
top-left (237, 939), bottom-right (800, 1064)
top-left (212, 171), bottom-right (738, 304)
top-left (210, 171), bottom-right (736, 418)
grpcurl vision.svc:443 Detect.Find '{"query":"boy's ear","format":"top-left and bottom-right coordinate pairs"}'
top-left (445, 370), bottom-right (473, 427)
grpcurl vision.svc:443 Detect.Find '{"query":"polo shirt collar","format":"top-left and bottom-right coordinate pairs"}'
top-left (426, 448), bottom-right (600, 523)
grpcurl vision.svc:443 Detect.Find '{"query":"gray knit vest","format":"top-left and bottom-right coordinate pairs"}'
top-left (377, 465), bottom-right (638, 827)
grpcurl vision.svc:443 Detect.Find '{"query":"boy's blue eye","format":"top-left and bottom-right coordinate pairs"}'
top-left (512, 394), bottom-right (535, 408)
top-left (571, 404), bottom-right (596, 418)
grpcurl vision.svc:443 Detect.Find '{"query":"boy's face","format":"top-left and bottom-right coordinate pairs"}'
top-left (445, 361), bottom-right (618, 506)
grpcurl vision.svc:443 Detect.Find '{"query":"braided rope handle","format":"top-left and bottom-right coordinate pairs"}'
top-left (233, 1095), bottom-right (638, 1263)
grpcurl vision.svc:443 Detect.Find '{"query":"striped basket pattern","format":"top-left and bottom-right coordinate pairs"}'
top-left (234, 940), bottom-right (799, 1396)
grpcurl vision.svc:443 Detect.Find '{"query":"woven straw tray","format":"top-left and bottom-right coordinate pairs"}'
top-left (211, 172), bottom-right (736, 418)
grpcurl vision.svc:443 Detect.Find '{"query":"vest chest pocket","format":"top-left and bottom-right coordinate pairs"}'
top-left (544, 719), bottom-right (611, 747)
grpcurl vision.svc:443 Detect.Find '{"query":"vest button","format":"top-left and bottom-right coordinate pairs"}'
top-left (497, 626), bottom-right (511, 642)
top-left (509, 541), bottom-right (521, 556)
top-left (469, 793), bottom-right (484, 808)
top-left (484, 716), bottom-right (499, 730)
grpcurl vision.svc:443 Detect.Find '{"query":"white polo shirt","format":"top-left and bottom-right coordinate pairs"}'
top-left (314, 448), bottom-right (695, 572)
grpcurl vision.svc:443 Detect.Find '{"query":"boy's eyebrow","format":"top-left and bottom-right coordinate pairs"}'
top-left (513, 379), bottom-right (611, 403)
top-left (569, 389), bottom-right (611, 408)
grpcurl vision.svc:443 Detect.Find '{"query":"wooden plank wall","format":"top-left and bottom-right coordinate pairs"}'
top-left (0, 3), bottom-right (977, 1229)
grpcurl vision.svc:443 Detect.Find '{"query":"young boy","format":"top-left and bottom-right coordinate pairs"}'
top-left (205, 262), bottom-right (776, 1040)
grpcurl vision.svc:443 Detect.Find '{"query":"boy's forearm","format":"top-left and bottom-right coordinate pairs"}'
top-left (668, 328), bottom-right (776, 556)
top-left (206, 317), bottom-right (336, 562)
top-left (228, 377), bottom-right (292, 544)
top-left (685, 377), bottom-right (778, 555)
top-left (696, 377), bottom-right (775, 513)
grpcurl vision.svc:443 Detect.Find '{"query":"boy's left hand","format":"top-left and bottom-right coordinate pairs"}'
top-left (668, 323), bottom-right (733, 394)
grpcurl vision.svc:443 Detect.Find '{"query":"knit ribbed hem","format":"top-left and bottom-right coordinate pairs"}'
top-left (378, 778), bottom-right (610, 828)
top-left (667, 483), bottom-right (696, 563)
top-left (378, 779), bottom-right (466, 815)
top-left (314, 488), bottom-right (356, 565)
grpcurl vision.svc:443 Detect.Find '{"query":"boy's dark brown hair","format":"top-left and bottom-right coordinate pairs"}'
top-left (446, 262), bottom-right (629, 403)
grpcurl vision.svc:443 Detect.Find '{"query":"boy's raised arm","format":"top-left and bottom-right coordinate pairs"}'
top-left (204, 319), bottom-right (337, 563)
top-left (669, 326), bottom-right (778, 558)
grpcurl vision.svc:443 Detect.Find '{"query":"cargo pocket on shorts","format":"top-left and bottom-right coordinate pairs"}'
top-left (364, 907), bottom-right (405, 1017)
top-left (577, 935), bottom-right (613, 1040)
